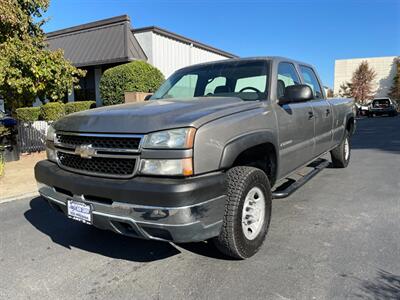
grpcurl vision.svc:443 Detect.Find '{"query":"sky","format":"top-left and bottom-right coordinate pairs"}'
top-left (42, 0), bottom-right (400, 88)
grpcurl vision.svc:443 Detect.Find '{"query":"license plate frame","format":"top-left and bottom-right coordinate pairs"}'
top-left (67, 200), bottom-right (92, 225)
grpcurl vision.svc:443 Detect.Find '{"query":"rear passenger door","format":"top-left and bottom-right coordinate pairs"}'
top-left (299, 66), bottom-right (333, 156)
top-left (274, 62), bottom-right (315, 178)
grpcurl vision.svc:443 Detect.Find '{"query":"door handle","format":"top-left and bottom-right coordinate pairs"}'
top-left (308, 111), bottom-right (314, 119)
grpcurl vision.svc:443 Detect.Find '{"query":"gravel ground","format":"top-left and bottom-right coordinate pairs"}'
top-left (0, 116), bottom-right (399, 300)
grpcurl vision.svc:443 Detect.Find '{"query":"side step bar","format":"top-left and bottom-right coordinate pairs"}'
top-left (272, 159), bottom-right (330, 199)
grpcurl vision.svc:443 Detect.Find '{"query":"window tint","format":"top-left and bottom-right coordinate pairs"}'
top-left (277, 62), bottom-right (300, 99)
top-left (300, 66), bottom-right (323, 99)
top-left (204, 76), bottom-right (226, 95)
top-left (163, 74), bottom-right (198, 99)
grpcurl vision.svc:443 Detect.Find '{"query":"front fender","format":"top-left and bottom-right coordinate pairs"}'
top-left (219, 130), bottom-right (278, 169)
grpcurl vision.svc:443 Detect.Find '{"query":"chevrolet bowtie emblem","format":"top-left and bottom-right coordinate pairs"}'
top-left (75, 144), bottom-right (96, 159)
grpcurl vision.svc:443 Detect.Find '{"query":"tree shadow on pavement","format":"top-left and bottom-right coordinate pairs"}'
top-left (24, 197), bottom-right (183, 262)
top-left (354, 269), bottom-right (400, 299)
top-left (351, 117), bottom-right (400, 154)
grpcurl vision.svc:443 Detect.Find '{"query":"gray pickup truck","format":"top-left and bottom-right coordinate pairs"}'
top-left (35, 57), bottom-right (355, 259)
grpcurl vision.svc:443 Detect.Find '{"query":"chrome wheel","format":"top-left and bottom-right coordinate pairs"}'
top-left (344, 137), bottom-right (350, 160)
top-left (241, 187), bottom-right (265, 240)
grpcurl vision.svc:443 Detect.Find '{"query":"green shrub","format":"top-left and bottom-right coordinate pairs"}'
top-left (15, 107), bottom-right (41, 121)
top-left (100, 61), bottom-right (165, 106)
top-left (40, 102), bottom-right (65, 121)
top-left (65, 101), bottom-right (96, 115)
top-left (0, 125), bottom-right (11, 137)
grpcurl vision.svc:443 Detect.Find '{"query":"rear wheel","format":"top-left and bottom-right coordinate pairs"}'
top-left (330, 131), bottom-right (351, 168)
top-left (213, 166), bottom-right (271, 259)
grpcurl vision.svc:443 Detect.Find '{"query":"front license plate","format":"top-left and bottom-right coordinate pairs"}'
top-left (67, 200), bottom-right (92, 224)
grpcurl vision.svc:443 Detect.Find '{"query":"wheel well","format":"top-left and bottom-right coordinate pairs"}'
top-left (346, 117), bottom-right (355, 134)
top-left (232, 143), bottom-right (277, 186)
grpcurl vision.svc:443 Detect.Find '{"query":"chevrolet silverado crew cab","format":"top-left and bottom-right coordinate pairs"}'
top-left (35, 57), bottom-right (355, 259)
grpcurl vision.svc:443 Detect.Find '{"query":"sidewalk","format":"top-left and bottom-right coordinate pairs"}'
top-left (0, 152), bottom-right (46, 203)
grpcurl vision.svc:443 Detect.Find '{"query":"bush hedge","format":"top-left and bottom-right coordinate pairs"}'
top-left (65, 101), bottom-right (96, 115)
top-left (15, 107), bottom-right (41, 121)
top-left (100, 61), bottom-right (164, 106)
top-left (15, 101), bottom-right (95, 122)
top-left (40, 102), bottom-right (65, 121)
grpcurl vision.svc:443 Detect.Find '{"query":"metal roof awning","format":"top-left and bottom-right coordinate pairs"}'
top-left (46, 15), bottom-right (147, 67)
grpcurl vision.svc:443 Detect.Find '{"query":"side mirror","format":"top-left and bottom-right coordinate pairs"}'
top-left (144, 94), bottom-right (152, 101)
top-left (279, 85), bottom-right (314, 105)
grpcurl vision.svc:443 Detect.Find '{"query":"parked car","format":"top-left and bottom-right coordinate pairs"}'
top-left (355, 103), bottom-right (370, 116)
top-left (0, 111), bottom-right (17, 127)
top-left (0, 111), bottom-right (19, 162)
top-left (368, 98), bottom-right (398, 117)
top-left (35, 57), bottom-right (355, 259)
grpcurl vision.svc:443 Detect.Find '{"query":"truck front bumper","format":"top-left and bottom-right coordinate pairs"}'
top-left (35, 160), bottom-right (227, 243)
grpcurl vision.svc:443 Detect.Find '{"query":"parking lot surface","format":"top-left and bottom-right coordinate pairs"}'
top-left (1, 116), bottom-right (399, 299)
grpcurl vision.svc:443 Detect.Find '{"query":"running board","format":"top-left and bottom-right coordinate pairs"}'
top-left (272, 159), bottom-right (330, 199)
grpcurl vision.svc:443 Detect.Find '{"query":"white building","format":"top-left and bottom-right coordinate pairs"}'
top-left (134, 27), bottom-right (235, 78)
top-left (334, 56), bottom-right (398, 98)
top-left (46, 15), bottom-right (237, 106)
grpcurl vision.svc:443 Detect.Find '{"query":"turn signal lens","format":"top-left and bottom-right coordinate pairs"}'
top-left (140, 158), bottom-right (193, 176)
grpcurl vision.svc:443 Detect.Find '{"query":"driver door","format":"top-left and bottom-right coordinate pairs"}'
top-left (273, 62), bottom-right (315, 178)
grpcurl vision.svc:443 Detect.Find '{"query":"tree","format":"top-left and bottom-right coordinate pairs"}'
top-left (326, 88), bottom-right (334, 98)
top-left (388, 57), bottom-right (400, 102)
top-left (349, 60), bottom-right (376, 104)
top-left (337, 61), bottom-right (377, 103)
top-left (338, 82), bottom-right (353, 98)
top-left (0, 0), bottom-right (85, 111)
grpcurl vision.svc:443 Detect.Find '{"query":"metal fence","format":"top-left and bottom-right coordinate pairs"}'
top-left (17, 121), bottom-right (49, 153)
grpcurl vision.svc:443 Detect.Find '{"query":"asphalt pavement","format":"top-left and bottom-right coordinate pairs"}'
top-left (1, 116), bottom-right (399, 300)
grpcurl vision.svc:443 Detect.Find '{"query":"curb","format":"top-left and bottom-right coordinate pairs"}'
top-left (0, 191), bottom-right (40, 204)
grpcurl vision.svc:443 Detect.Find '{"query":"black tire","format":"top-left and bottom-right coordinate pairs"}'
top-left (213, 166), bottom-right (272, 259)
top-left (330, 131), bottom-right (351, 168)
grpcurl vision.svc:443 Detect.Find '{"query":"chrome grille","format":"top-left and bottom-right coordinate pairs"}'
top-left (54, 132), bottom-right (142, 178)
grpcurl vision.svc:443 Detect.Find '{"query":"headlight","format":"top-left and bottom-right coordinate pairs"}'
top-left (46, 125), bottom-right (56, 141)
top-left (143, 128), bottom-right (196, 149)
top-left (46, 147), bottom-right (57, 162)
top-left (140, 158), bottom-right (193, 176)
top-left (46, 125), bottom-right (57, 162)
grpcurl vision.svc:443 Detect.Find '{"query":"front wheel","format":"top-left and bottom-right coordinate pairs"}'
top-left (330, 131), bottom-right (351, 168)
top-left (213, 166), bottom-right (272, 259)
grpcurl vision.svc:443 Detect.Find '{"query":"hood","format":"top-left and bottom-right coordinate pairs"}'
top-left (54, 97), bottom-right (260, 133)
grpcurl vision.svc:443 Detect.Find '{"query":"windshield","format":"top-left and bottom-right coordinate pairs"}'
top-left (373, 99), bottom-right (390, 107)
top-left (151, 60), bottom-right (269, 101)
